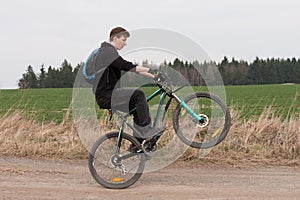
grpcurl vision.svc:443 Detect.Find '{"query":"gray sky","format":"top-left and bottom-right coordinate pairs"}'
top-left (0, 0), bottom-right (299, 89)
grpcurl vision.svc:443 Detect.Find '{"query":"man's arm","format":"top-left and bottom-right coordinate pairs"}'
top-left (135, 66), bottom-right (155, 79)
top-left (110, 56), bottom-right (156, 79)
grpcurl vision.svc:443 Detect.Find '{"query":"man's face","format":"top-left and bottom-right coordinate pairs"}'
top-left (113, 35), bottom-right (128, 50)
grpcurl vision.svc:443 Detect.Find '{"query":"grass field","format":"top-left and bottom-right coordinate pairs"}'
top-left (0, 88), bottom-right (72, 124)
top-left (1, 84), bottom-right (299, 162)
top-left (225, 84), bottom-right (300, 119)
top-left (1, 84), bottom-right (300, 124)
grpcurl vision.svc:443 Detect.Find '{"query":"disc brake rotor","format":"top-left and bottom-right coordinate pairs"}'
top-left (196, 114), bottom-right (209, 128)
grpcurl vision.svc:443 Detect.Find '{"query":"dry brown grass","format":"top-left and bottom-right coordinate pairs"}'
top-left (0, 111), bottom-right (87, 159)
top-left (0, 107), bottom-right (299, 166)
top-left (184, 107), bottom-right (300, 166)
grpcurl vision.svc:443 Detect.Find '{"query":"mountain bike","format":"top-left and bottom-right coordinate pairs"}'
top-left (88, 72), bottom-right (231, 189)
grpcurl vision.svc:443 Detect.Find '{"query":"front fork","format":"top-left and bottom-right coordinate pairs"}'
top-left (172, 93), bottom-right (209, 128)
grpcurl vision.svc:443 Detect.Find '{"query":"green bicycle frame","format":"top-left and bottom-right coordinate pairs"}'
top-left (113, 86), bottom-right (203, 156)
top-left (116, 86), bottom-right (203, 137)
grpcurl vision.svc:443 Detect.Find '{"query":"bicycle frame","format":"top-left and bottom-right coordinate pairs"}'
top-left (112, 84), bottom-right (204, 145)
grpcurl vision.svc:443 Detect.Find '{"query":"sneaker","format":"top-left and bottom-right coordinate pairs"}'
top-left (134, 124), bottom-right (166, 140)
top-left (144, 126), bottom-right (166, 139)
top-left (145, 142), bottom-right (158, 152)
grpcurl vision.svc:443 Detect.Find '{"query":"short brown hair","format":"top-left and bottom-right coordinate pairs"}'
top-left (109, 27), bottom-right (130, 41)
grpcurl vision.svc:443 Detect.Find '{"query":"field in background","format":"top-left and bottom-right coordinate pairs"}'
top-left (225, 84), bottom-right (300, 119)
top-left (0, 84), bottom-right (299, 164)
top-left (1, 84), bottom-right (300, 124)
top-left (0, 88), bottom-right (72, 124)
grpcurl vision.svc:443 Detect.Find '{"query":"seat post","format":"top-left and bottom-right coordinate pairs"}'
top-left (108, 109), bottom-right (114, 121)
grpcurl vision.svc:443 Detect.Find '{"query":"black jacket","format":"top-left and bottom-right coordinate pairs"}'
top-left (93, 42), bottom-right (137, 98)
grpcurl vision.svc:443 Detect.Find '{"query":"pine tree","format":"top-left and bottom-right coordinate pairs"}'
top-left (18, 73), bottom-right (29, 89)
top-left (38, 65), bottom-right (47, 88)
top-left (59, 59), bottom-right (73, 88)
top-left (45, 66), bottom-right (59, 88)
top-left (18, 65), bottom-right (38, 89)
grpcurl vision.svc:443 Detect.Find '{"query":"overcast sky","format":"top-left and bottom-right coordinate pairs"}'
top-left (0, 0), bottom-right (299, 89)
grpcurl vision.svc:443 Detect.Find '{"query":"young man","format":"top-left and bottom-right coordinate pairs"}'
top-left (93, 27), bottom-right (161, 142)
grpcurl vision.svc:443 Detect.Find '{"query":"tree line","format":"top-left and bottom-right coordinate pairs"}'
top-left (18, 59), bottom-right (81, 89)
top-left (167, 57), bottom-right (300, 85)
top-left (18, 57), bottom-right (300, 89)
top-left (218, 57), bottom-right (300, 85)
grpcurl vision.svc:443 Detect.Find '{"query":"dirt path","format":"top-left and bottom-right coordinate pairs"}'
top-left (0, 157), bottom-right (299, 200)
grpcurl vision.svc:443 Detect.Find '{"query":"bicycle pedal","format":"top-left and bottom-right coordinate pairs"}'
top-left (149, 143), bottom-right (158, 152)
top-left (141, 140), bottom-right (157, 154)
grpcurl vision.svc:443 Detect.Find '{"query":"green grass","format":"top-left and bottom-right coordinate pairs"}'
top-left (225, 84), bottom-right (300, 119)
top-left (1, 84), bottom-right (300, 124)
top-left (0, 88), bottom-right (72, 124)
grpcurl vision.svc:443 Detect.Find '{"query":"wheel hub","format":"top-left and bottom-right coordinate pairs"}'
top-left (110, 154), bottom-right (122, 167)
top-left (110, 154), bottom-right (128, 175)
top-left (196, 114), bottom-right (209, 128)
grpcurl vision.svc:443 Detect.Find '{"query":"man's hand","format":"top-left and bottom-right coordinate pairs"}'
top-left (153, 72), bottom-right (166, 83)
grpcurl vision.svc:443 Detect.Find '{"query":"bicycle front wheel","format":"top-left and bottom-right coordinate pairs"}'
top-left (88, 132), bottom-right (146, 189)
top-left (173, 92), bottom-right (231, 149)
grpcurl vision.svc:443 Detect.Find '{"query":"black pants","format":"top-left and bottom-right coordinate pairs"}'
top-left (96, 88), bottom-right (151, 127)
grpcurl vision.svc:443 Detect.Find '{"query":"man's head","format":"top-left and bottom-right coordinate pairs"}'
top-left (109, 27), bottom-right (130, 50)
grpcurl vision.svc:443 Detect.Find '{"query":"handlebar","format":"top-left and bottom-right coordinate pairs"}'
top-left (153, 72), bottom-right (173, 92)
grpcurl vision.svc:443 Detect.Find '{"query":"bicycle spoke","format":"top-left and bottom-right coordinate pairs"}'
top-left (173, 92), bottom-right (231, 149)
top-left (88, 132), bottom-right (145, 189)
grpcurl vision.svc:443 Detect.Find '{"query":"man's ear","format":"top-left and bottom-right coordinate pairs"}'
top-left (112, 36), bottom-right (119, 41)
top-left (110, 36), bottom-right (116, 42)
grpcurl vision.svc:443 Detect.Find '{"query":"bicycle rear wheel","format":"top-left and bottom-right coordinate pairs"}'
top-left (88, 132), bottom-right (146, 189)
top-left (173, 92), bottom-right (231, 149)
